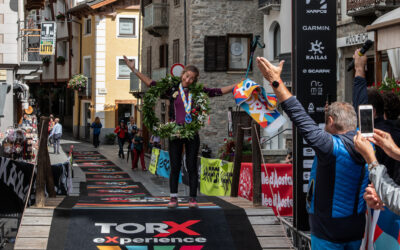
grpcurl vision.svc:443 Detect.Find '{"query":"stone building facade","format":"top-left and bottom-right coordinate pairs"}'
top-left (141, 0), bottom-right (264, 156)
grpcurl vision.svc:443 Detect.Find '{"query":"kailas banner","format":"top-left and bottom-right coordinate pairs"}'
top-left (149, 148), bottom-right (160, 174)
top-left (156, 150), bottom-right (182, 183)
top-left (0, 157), bottom-right (35, 213)
top-left (200, 158), bottom-right (233, 196)
top-left (233, 78), bottom-right (286, 135)
top-left (238, 163), bottom-right (253, 201)
top-left (261, 163), bottom-right (293, 216)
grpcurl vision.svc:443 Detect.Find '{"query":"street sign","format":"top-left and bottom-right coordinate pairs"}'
top-left (170, 63), bottom-right (184, 77)
top-left (40, 21), bottom-right (57, 55)
top-left (292, 0), bottom-right (337, 231)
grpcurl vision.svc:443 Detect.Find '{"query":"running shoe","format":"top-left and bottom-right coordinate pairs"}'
top-left (189, 197), bottom-right (198, 208)
top-left (167, 197), bottom-right (178, 208)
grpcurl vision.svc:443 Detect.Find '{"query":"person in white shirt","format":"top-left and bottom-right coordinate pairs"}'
top-left (50, 118), bottom-right (62, 154)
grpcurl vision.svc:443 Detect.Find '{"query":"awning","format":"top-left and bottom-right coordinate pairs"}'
top-left (367, 7), bottom-right (400, 51)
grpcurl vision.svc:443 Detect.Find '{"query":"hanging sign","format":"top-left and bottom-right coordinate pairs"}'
top-left (40, 21), bottom-right (57, 55)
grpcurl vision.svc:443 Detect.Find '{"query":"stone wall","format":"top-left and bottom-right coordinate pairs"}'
top-left (188, 0), bottom-right (264, 156)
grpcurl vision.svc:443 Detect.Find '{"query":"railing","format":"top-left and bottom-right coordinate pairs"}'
top-left (143, 3), bottom-right (169, 35)
top-left (347, 0), bottom-right (400, 15)
top-left (19, 14), bottom-right (42, 63)
top-left (259, 0), bottom-right (281, 9)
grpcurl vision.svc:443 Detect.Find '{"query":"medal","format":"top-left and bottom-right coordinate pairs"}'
top-left (179, 84), bottom-right (193, 124)
top-left (185, 114), bottom-right (192, 124)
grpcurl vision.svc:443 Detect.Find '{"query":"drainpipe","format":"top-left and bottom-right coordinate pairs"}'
top-left (183, 0), bottom-right (187, 65)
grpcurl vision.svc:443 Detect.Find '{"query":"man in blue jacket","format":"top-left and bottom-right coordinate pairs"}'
top-left (257, 57), bottom-right (369, 249)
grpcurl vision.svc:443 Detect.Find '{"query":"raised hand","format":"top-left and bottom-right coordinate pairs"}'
top-left (353, 131), bottom-right (376, 164)
top-left (256, 57), bottom-right (284, 83)
top-left (369, 129), bottom-right (400, 161)
top-left (123, 55), bottom-right (137, 73)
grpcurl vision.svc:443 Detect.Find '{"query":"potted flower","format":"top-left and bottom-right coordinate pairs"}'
top-left (68, 74), bottom-right (88, 91)
top-left (56, 56), bottom-right (66, 65)
top-left (56, 12), bottom-right (66, 21)
top-left (375, 78), bottom-right (400, 95)
top-left (42, 56), bottom-right (51, 67)
top-left (217, 138), bottom-right (253, 162)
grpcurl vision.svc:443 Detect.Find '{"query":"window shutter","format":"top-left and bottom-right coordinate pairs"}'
top-left (216, 36), bottom-right (227, 71)
top-left (204, 36), bottom-right (227, 72)
top-left (159, 44), bottom-right (168, 68)
top-left (147, 46), bottom-right (152, 76)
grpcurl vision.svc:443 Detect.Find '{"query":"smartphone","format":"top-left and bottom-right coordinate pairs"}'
top-left (358, 105), bottom-right (374, 137)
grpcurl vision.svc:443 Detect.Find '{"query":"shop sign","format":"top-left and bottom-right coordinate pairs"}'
top-left (40, 21), bottom-right (57, 55)
top-left (337, 32), bottom-right (375, 48)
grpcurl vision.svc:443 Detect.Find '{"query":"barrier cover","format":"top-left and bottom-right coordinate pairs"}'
top-left (200, 158), bottom-right (233, 196)
top-left (233, 78), bottom-right (286, 135)
top-left (0, 157), bottom-right (34, 213)
top-left (156, 150), bottom-right (182, 183)
top-left (239, 163), bottom-right (293, 216)
top-left (149, 148), bottom-right (160, 174)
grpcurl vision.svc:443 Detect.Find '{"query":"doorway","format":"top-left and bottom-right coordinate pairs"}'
top-left (117, 104), bottom-right (134, 125)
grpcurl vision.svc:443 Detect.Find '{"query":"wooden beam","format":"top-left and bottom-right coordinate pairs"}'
top-left (252, 121), bottom-right (262, 206)
top-left (35, 117), bottom-right (50, 207)
top-left (231, 124), bottom-right (244, 197)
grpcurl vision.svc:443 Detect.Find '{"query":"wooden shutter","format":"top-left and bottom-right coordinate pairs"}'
top-left (173, 39), bottom-right (179, 63)
top-left (146, 46), bottom-right (152, 76)
top-left (204, 36), bottom-right (227, 72)
top-left (159, 44), bottom-right (168, 68)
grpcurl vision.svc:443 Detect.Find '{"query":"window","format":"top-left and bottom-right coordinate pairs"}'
top-left (143, 0), bottom-right (152, 7)
top-left (83, 56), bottom-right (91, 77)
top-left (159, 44), bottom-right (168, 68)
top-left (174, 0), bottom-right (180, 7)
top-left (228, 34), bottom-right (251, 71)
top-left (0, 14), bottom-right (3, 24)
top-left (119, 17), bottom-right (135, 36)
top-left (173, 39), bottom-right (179, 63)
top-left (84, 18), bottom-right (91, 35)
top-left (273, 24), bottom-right (281, 59)
top-left (146, 47), bottom-right (152, 76)
top-left (204, 36), bottom-right (227, 72)
top-left (58, 41), bottom-right (68, 60)
top-left (118, 57), bottom-right (135, 79)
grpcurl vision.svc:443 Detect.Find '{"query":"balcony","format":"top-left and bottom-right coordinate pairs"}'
top-left (258, 0), bottom-right (281, 15)
top-left (143, 3), bottom-right (169, 37)
top-left (347, 0), bottom-right (400, 25)
top-left (78, 78), bottom-right (92, 97)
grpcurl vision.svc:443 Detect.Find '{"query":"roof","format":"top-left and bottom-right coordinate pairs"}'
top-left (68, 0), bottom-right (138, 16)
top-left (367, 7), bottom-right (400, 31)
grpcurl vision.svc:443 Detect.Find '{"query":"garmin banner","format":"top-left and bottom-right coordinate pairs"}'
top-left (0, 157), bottom-right (34, 213)
top-left (292, 0), bottom-right (337, 230)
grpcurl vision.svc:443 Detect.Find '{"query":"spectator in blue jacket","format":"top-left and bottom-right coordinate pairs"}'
top-left (257, 57), bottom-right (368, 249)
top-left (91, 117), bottom-right (102, 148)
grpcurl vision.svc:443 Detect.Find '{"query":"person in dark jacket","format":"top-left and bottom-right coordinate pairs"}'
top-left (257, 56), bottom-right (368, 249)
top-left (114, 120), bottom-right (127, 159)
top-left (91, 117), bottom-right (102, 148)
top-left (352, 49), bottom-right (400, 185)
top-left (131, 129), bottom-right (146, 171)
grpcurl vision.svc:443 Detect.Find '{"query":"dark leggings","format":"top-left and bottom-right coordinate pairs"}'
top-left (118, 137), bottom-right (125, 156)
top-left (168, 134), bottom-right (200, 197)
top-left (93, 134), bottom-right (100, 147)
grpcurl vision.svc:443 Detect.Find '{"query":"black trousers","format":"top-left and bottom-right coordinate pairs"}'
top-left (168, 134), bottom-right (200, 197)
top-left (93, 134), bottom-right (100, 147)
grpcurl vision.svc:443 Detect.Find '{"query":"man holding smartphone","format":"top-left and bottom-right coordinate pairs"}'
top-left (257, 57), bottom-right (368, 249)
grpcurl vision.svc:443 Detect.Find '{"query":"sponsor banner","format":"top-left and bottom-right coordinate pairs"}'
top-left (156, 150), bottom-right (182, 183)
top-left (238, 163), bottom-right (253, 201)
top-left (0, 157), bottom-right (35, 213)
top-left (362, 208), bottom-right (400, 250)
top-left (200, 158), bottom-right (233, 196)
top-left (149, 148), bottom-right (160, 175)
top-left (261, 164), bottom-right (293, 216)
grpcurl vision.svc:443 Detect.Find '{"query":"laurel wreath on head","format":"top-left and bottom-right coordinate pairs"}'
top-left (143, 75), bottom-right (210, 139)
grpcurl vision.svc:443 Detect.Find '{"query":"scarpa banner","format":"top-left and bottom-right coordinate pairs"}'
top-left (0, 157), bottom-right (35, 213)
top-left (156, 150), bottom-right (182, 183)
top-left (149, 148), bottom-right (160, 175)
top-left (361, 208), bottom-right (400, 249)
top-left (261, 163), bottom-right (293, 216)
top-left (200, 157), bottom-right (233, 196)
top-left (233, 78), bottom-right (286, 135)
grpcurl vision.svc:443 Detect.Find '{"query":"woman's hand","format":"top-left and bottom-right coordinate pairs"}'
top-left (123, 55), bottom-right (137, 73)
top-left (368, 129), bottom-right (400, 161)
top-left (353, 131), bottom-right (377, 164)
top-left (364, 184), bottom-right (385, 210)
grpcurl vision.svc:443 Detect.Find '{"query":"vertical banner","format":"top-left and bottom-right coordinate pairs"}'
top-left (200, 158), bottom-right (233, 196)
top-left (156, 150), bottom-right (182, 183)
top-left (292, 0), bottom-right (337, 230)
top-left (238, 163), bottom-right (253, 201)
top-left (148, 148), bottom-right (160, 174)
top-left (261, 164), bottom-right (293, 217)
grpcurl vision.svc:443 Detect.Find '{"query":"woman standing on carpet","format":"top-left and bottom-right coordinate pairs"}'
top-left (91, 117), bottom-right (102, 148)
top-left (123, 56), bottom-right (236, 208)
